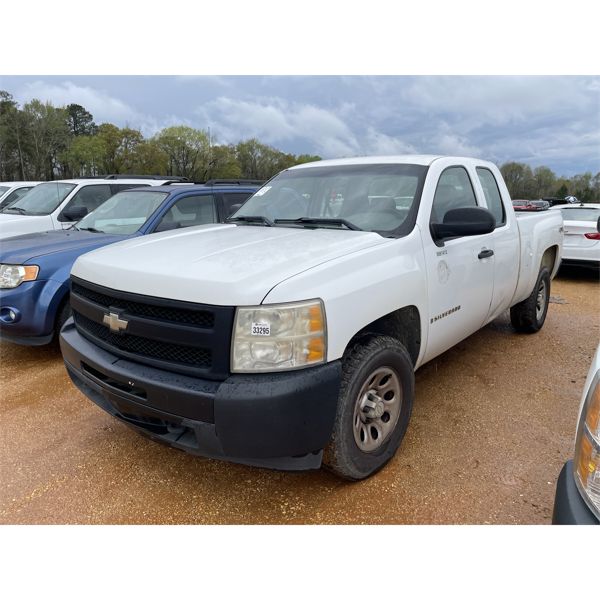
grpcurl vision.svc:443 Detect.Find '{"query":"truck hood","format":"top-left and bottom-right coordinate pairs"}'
top-left (0, 229), bottom-right (128, 265)
top-left (72, 223), bottom-right (390, 305)
top-left (0, 213), bottom-right (54, 240)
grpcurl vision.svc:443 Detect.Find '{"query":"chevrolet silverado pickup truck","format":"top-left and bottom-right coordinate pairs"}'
top-left (60, 155), bottom-right (564, 480)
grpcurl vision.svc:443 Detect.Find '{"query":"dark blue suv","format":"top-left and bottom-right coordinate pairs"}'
top-left (0, 181), bottom-right (260, 345)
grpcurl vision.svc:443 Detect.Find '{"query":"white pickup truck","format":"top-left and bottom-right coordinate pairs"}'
top-left (60, 155), bottom-right (564, 479)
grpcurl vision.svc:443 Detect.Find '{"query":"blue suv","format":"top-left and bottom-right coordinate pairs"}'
top-left (0, 181), bottom-right (260, 345)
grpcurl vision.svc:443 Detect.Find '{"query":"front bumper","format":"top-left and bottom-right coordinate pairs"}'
top-left (552, 461), bottom-right (599, 525)
top-left (0, 279), bottom-right (67, 345)
top-left (60, 319), bottom-right (342, 471)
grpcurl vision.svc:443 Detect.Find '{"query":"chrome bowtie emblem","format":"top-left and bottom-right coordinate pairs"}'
top-left (103, 311), bottom-right (128, 333)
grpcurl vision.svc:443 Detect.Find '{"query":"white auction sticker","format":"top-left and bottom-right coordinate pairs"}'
top-left (251, 322), bottom-right (271, 336)
top-left (253, 186), bottom-right (271, 196)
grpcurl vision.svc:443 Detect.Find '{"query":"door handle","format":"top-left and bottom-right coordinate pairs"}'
top-left (478, 249), bottom-right (494, 259)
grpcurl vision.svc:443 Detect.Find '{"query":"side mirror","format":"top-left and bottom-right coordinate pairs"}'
top-left (59, 205), bottom-right (88, 222)
top-left (597, 215), bottom-right (600, 233)
top-left (431, 207), bottom-right (496, 241)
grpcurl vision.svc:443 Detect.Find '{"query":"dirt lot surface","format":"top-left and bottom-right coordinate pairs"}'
top-left (1, 267), bottom-right (598, 525)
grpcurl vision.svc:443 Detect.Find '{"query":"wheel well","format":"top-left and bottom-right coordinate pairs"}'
top-left (541, 245), bottom-right (558, 274)
top-left (54, 291), bottom-right (71, 330)
top-left (346, 306), bottom-right (421, 366)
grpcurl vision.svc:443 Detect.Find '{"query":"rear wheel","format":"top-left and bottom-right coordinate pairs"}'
top-left (323, 336), bottom-right (414, 480)
top-left (510, 267), bottom-right (550, 333)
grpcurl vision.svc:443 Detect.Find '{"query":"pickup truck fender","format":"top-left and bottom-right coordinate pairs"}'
top-left (511, 210), bottom-right (563, 306)
top-left (262, 227), bottom-right (429, 368)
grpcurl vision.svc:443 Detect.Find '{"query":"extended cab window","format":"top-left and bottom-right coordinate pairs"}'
top-left (60, 184), bottom-right (113, 220)
top-left (431, 167), bottom-right (477, 224)
top-left (476, 167), bottom-right (505, 226)
top-left (156, 194), bottom-right (216, 231)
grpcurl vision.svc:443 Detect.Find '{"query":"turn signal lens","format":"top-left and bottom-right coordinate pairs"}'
top-left (585, 384), bottom-right (600, 434)
top-left (574, 372), bottom-right (600, 519)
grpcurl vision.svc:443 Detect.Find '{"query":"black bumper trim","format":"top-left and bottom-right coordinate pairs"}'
top-left (552, 461), bottom-right (599, 525)
top-left (61, 319), bottom-right (342, 471)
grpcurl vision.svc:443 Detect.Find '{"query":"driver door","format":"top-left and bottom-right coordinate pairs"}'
top-left (422, 166), bottom-right (495, 362)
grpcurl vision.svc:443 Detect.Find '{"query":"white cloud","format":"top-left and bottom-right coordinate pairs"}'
top-left (13, 80), bottom-right (176, 136)
top-left (17, 81), bottom-right (139, 122)
top-left (362, 128), bottom-right (417, 155)
top-left (197, 96), bottom-right (361, 156)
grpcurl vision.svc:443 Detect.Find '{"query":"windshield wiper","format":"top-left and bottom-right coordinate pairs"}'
top-left (78, 227), bottom-right (104, 233)
top-left (274, 217), bottom-right (361, 231)
top-left (227, 215), bottom-right (274, 227)
top-left (3, 206), bottom-right (27, 215)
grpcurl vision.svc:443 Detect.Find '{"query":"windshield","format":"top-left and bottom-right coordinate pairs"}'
top-left (76, 190), bottom-right (168, 234)
top-left (232, 163), bottom-right (428, 235)
top-left (560, 207), bottom-right (600, 222)
top-left (0, 186), bottom-right (9, 196)
top-left (3, 182), bottom-right (76, 216)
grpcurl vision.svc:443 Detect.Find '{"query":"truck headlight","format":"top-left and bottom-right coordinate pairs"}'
top-left (231, 299), bottom-right (326, 372)
top-left (574, 372), bottom-right (600, 520)
top-left (0, 264), bottom-right (39, 289)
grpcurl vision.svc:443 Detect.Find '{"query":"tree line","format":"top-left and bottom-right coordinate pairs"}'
top-left (0, 91), bottom-right (321, 183)
top-left (0, 89), bottom-right (598, 201)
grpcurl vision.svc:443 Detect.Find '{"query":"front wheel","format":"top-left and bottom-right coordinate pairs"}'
top-left (510, 267), bottom-right (551, 333)
top-left (323, 336), bottom-right (414, 480)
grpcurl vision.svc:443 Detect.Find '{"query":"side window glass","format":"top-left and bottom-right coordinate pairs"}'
top-left (66, 185), bottom-right (113, 213)
top-left (431, 167), bottom-right (477, 224)
top-left (156, 194), bottom-right (216, 231)
top-left (476, 167), bottom-right (505, 226)
top-left (222, 192), bottom-right (253, 217)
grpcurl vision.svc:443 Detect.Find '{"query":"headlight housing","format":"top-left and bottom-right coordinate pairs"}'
top-left (231, 299), bottom-right (326, 372)
top-left (574, 370), bottom-right (600, 520)
top-left (0, 264), bottom-right (39, 289)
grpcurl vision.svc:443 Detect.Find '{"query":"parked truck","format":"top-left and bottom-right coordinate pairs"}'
top-left (60, 155), bottom-right (564, 480)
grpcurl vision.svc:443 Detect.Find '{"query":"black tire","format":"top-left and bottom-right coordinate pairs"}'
top-left (323, 336), bottom-right (414, 480)
top-left (510, 267), bottom-right (550, 333)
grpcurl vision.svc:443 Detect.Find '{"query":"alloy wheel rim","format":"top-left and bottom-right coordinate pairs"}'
top-left (352, 366), bottom-right (402, 453)
top-left (536, 279), bottom-right (547, 320)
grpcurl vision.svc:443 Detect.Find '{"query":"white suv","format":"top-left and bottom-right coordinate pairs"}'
top-left (0, 181), bottom-right (42, 211)
top-left (0, 177), bottom-right (170, 240)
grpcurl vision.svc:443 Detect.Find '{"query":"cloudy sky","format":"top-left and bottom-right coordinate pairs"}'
top-left (1, 75), bottom-right (598, 176)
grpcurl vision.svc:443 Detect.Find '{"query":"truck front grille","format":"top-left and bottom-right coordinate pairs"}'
top-left (73, 313), bottom-right (212, 368)
top-left (70, 277), bottom-right (235, 380)
top-left (71, 282), bottom-right (215, 328)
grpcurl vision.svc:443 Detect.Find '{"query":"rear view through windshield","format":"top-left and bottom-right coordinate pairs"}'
top-left (233, 163), bottom-right (428, 235)
top-left (76, 190), bottom-right (168, 234)
top-left (4, 182), bottom-right (76, 215)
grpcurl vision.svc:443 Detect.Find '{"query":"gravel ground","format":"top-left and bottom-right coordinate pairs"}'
top-left (1, 266), bottom-right (598, 524)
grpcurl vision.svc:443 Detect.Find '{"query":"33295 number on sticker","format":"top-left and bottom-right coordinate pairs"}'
top-left (251, 323), bottom-right (271, 336)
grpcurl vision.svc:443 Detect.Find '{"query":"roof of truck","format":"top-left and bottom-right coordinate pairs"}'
top-left (289, 155), bottom-right (445, 169)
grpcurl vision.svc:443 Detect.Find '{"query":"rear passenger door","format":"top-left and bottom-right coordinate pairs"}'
top-left (475, 167), bottom-right (519, 319)
top-left (422, 166), bottom-right (495, 362)
top-left (152, 194), bottom-right (217, 232)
